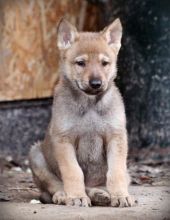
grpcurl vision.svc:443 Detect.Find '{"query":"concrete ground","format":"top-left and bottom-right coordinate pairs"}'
top-left (0, 154), bottom-right (170, 220)
top-left (0, 186), bottom-right (170, 220)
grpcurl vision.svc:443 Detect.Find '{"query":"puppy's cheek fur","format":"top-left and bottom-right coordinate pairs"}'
top-left (108, 64), bottom-right (117, 80)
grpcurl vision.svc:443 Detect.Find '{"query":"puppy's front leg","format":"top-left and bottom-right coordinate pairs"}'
top-left (53, 141), bottom-right (91, 207)
top-left (106, 132), bottom-right (134, 207)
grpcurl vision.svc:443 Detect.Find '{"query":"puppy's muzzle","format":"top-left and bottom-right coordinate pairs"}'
top-left (89, 78), bottom-right (102, 90)
top-left (76, 78), bottom-right (105, 95)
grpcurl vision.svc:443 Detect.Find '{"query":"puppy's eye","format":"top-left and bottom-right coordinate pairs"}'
top-left (75, 60), bottom-right (86, 67)
top-left (101, 60), bottom-right (109, 66)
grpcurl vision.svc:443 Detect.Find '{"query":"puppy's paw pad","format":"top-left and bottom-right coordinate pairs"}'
top-left (111, 195), bottom-right (135, 207)
top-left (52, 191), bottom-right (66, 205)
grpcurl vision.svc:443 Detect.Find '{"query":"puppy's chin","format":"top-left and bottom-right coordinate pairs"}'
top-left (83, 89), bottom-right (104, 96)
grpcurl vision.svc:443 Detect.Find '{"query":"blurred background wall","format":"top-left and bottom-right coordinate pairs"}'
top-left (0, 0), bottom-right (169, 156)
top-left (89, 0), bottom-right (170, 149)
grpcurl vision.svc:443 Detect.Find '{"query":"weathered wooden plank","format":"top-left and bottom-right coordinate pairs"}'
top-left (0, 0), bottom-right (90, 101)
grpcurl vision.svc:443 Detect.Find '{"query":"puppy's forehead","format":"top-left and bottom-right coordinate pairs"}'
top-left (75, 54), bottom-right (88, 61)
top-left (69, 33), bottom-right (115, 60)
top-left (75, 53), bottom-right (110, 61)
top-left (99, 53), bottom-right (110, 61)
top-left (77, 33), bottom-right (110, 53)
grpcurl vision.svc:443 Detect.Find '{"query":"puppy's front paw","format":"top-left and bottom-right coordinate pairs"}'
top-left (111, 194), bottom-right (135, 207)
top-left (52, 191), bottom-right (66, 205)
top-left (66, 196), bottom-right (91, 207)
top-left (87, 188), bottom-right (110, 206)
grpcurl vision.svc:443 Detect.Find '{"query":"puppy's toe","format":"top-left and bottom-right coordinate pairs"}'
top-left (66, 197), bottom-right (91, 207)
top-left (52, 191), bottom-right (66, 205)
top-left (81, 197), bottom-right (91, 207)
top-left (111, 195), bottom-right (135, 207)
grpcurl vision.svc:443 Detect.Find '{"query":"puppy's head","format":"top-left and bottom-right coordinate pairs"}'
top-left (57, 18), bottom-right (122, 95)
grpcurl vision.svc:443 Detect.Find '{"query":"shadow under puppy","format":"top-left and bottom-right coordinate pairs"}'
top-left (29, 18), bottom-right (135, 207)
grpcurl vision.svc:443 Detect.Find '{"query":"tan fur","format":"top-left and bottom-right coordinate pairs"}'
top-left (29, 18), bottom-right (135, 207)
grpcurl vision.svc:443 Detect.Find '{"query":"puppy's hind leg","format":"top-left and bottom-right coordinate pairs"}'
top-left (29, 142), bottom-right (66, 204)
top-left (86, 187), bottom-right (110, 206)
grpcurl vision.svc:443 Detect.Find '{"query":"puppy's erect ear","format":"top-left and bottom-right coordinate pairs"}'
top-left (57, 18), bottom-right (78, 50)
top-left (101, 18), bottom-right (122, 51)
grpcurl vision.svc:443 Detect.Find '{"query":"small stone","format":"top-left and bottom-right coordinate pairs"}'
top-left (11, 167), bottom-right (22, 172)
top-left (30, 199), bottom-right (41, 204)
top-left (6, 156), bottom-right (13, 162)
top-left (24, 159), bottom-right (29, 166)
top-left (26, 168), bottom-right (31, 173)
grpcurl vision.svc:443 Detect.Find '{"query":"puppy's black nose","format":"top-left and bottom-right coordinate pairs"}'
top-left (89, 78), bottom-right (102, 90)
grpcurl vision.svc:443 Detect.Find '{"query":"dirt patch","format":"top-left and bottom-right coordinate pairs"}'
top-left (0, 149), bottom-right (170, 219)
